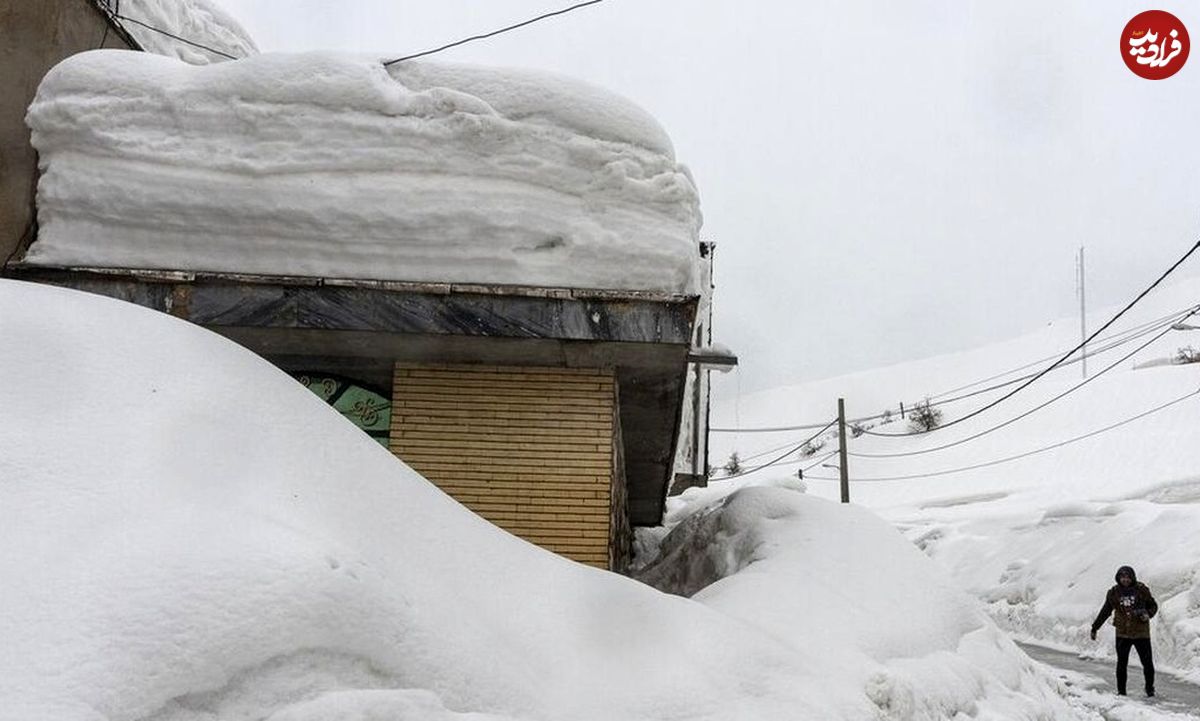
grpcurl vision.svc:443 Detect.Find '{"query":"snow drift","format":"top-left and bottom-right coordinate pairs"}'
top-left (23, 50), bottom-right (702, 293)
top-left (711, 274), bottom-right (1200, 683)
top-left (636, 483), bottom-right (1087, 720)
top-left (0, 280), bottom-right (1084, 719)
top-left (0, 280), bottom-right (823, 721)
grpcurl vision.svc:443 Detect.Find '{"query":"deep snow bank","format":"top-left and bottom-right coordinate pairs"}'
top-left (24, 50), bottom-right (701, 293)
top-left (118, 0), bottom-right (257, 63)
top-left (0, 280), bottom-right (833, 721)
top-left (900, 494), bottom-right (1200, 685)
top-left (709, 275), bottom-right (1200, 686)
top-left (1, 280), bottom-right (1095, 720)
top-left (636, 482), bottom-right (1090, 720)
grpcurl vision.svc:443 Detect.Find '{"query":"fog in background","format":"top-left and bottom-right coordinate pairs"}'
top-left (219, 0), bottom-right (1200, 398)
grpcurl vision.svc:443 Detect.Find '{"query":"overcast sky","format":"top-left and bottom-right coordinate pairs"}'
top-left (218, 0), bottom-right (1200, 395)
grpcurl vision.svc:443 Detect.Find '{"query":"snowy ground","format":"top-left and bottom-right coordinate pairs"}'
top-left (709, 274), bottom-right (1200, 714)
top-left (2, 279), bottom-right (1097, 719)
top-left (1020, 643), bottom-right (1200, 719)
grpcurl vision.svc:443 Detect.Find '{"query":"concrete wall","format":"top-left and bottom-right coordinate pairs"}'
top-left (0, 0), bottom-right (131, 268)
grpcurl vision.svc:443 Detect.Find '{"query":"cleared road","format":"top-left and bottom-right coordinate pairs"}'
top-left (1018, 641), bottom-right (1199, 717)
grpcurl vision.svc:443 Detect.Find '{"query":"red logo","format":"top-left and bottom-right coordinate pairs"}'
top-left (1122, 10), bottom-right (1189, 79)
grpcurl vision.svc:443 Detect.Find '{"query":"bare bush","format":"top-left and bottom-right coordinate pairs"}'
top-left (908, 398), bottom-right (943, 432)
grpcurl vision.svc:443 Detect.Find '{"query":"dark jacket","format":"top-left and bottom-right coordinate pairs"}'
top-left (1091, 566), bottom-right (1158, 639)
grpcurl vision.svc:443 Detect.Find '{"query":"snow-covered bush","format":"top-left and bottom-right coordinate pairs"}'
top-left (907, 398), bottom-right (943, 432)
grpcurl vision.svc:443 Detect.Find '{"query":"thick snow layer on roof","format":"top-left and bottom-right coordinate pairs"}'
top-left (117, 0), bottom-right (257, 63)
top-left (1, 280), bottom-right (1082, 720)
top-left (24, 50), bottom-right (702, 294)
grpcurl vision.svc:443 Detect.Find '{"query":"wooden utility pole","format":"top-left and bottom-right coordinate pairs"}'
top-left (837, 397), bottom-right (850, 503)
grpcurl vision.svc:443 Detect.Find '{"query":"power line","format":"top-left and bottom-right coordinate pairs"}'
top-left (925, 304), bottom-right (1197, 402)
top-left (864, 239), bottom-right (1200, 437)
top-left (383, 0), bottom-right (606, 66)
top-left (712, 301), bottom-right (1198, 435)
top-left (716, 303), bottom-right (1195, 473)
top-left (852, 305), bottom-right (1196, 437)
top-left (799, 449), bottom-right (839, 475)
top-left (739, 432), bottom-right (828, 463)
top-left (804, 384), bottom-right (1200, 483)
top-left (716, 419), bottom-right (836, 480)
top-left (715, 305), bottom-right (1193, 467)
top-left (850, 308), bottom-right (1198, 458)
top-left (712, 418), bottom-right (838, 434)
top-left (111, 13), bottom-right (238, 59)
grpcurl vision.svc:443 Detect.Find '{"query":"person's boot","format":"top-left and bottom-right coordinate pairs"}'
top-left (1146, 687), bottom-right (1155, 697)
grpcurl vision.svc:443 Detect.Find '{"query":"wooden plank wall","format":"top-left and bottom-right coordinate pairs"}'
top-left (391, 364), bottom-right (616, 568)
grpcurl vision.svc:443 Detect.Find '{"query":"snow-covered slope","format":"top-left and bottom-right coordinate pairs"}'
top-left (710, 273), bottom-right (1200, 682)
top-left (635, 485), bottom-right (1086, 720)
top-left (23, 50), bottom-right (701, 294)
top-left (0, 281), bottom-right (802, 721)
top-left (0, 280), bottom-right (1083, 720)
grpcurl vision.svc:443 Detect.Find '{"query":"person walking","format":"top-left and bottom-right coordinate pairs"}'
top-left (1090, 565), bottom-right (1157, 697)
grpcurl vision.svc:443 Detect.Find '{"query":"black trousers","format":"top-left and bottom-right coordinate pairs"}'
top-left (1115, 637), bottom-right (1154, 694)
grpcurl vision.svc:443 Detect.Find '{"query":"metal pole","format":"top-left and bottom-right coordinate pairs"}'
top-left (691, 363), bottom-right (702, 480)
top-left (837, 398), bottom-right (850, 503)
top-left (1079, 246), bottom-right (1088, 379)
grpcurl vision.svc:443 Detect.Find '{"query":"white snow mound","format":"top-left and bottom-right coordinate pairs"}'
top-left (636, 482), bottom-right (1089, 720)
top-left (0, 280), bottom-right (821, 721)
top-left (23, 50), bottom-right (701, 293)
top-left (711, 274), bottom-right (1200, 684)
top-left (0, 281), bottom-right (1089, 720)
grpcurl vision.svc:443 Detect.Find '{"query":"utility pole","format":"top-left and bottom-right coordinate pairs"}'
top-left (1077, 246), bottom-right (1088, 379)
top-left (837, 397), bottom-right (850, 503)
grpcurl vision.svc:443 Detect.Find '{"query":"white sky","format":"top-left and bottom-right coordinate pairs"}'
top-left (217, 0), bottom-right (1200, 394)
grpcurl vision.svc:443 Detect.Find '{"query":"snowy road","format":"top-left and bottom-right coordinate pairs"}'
top-left (1018, 642), bottom-right (1200, 719)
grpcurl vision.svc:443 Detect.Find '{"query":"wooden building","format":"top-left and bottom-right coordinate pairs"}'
top-left (2, 0), bottom-right (728, 572)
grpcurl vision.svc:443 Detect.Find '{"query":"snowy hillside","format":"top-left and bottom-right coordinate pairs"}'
top-left (0, 280), bottom-right (1087, 720)
top-left (710, 273), bottom-right (1200, 683)
top-left (23, 50), bottom-right (701, 293)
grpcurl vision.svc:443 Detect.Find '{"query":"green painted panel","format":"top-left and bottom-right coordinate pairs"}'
top-left (294, 374), bottom-right (391, 447)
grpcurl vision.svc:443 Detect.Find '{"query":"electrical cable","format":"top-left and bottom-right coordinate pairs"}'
top-left (716, 419), bottom-right (836, 480)
top-left (925, 305), bottom-right (1195, 402)
top-left (712, 301), bottom-right (1198, 435)
top-left (716, 304), bottom-right (1194, 469)
top-left (803, 384), bottom-right (1200, 482)
top-left (863, 239), bottom-right (1200, 437)
top-left (850, 307), bottom-right (1199, 458)
top-left (383, 0), bottom-right (606, 66)
top-left (712, 418), bottom-right (839, 434)
top-left (799, 449), bottom-right (839, 475)
top-left (739, 435), bottom-right (819, 463)
top-left (111, 13), bottom-right (238, 59)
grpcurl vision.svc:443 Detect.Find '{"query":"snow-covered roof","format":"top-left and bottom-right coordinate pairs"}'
top-left (24, 50), bottom-right (702, 294)
top-left (114, 0), bottom-right (258, 64)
